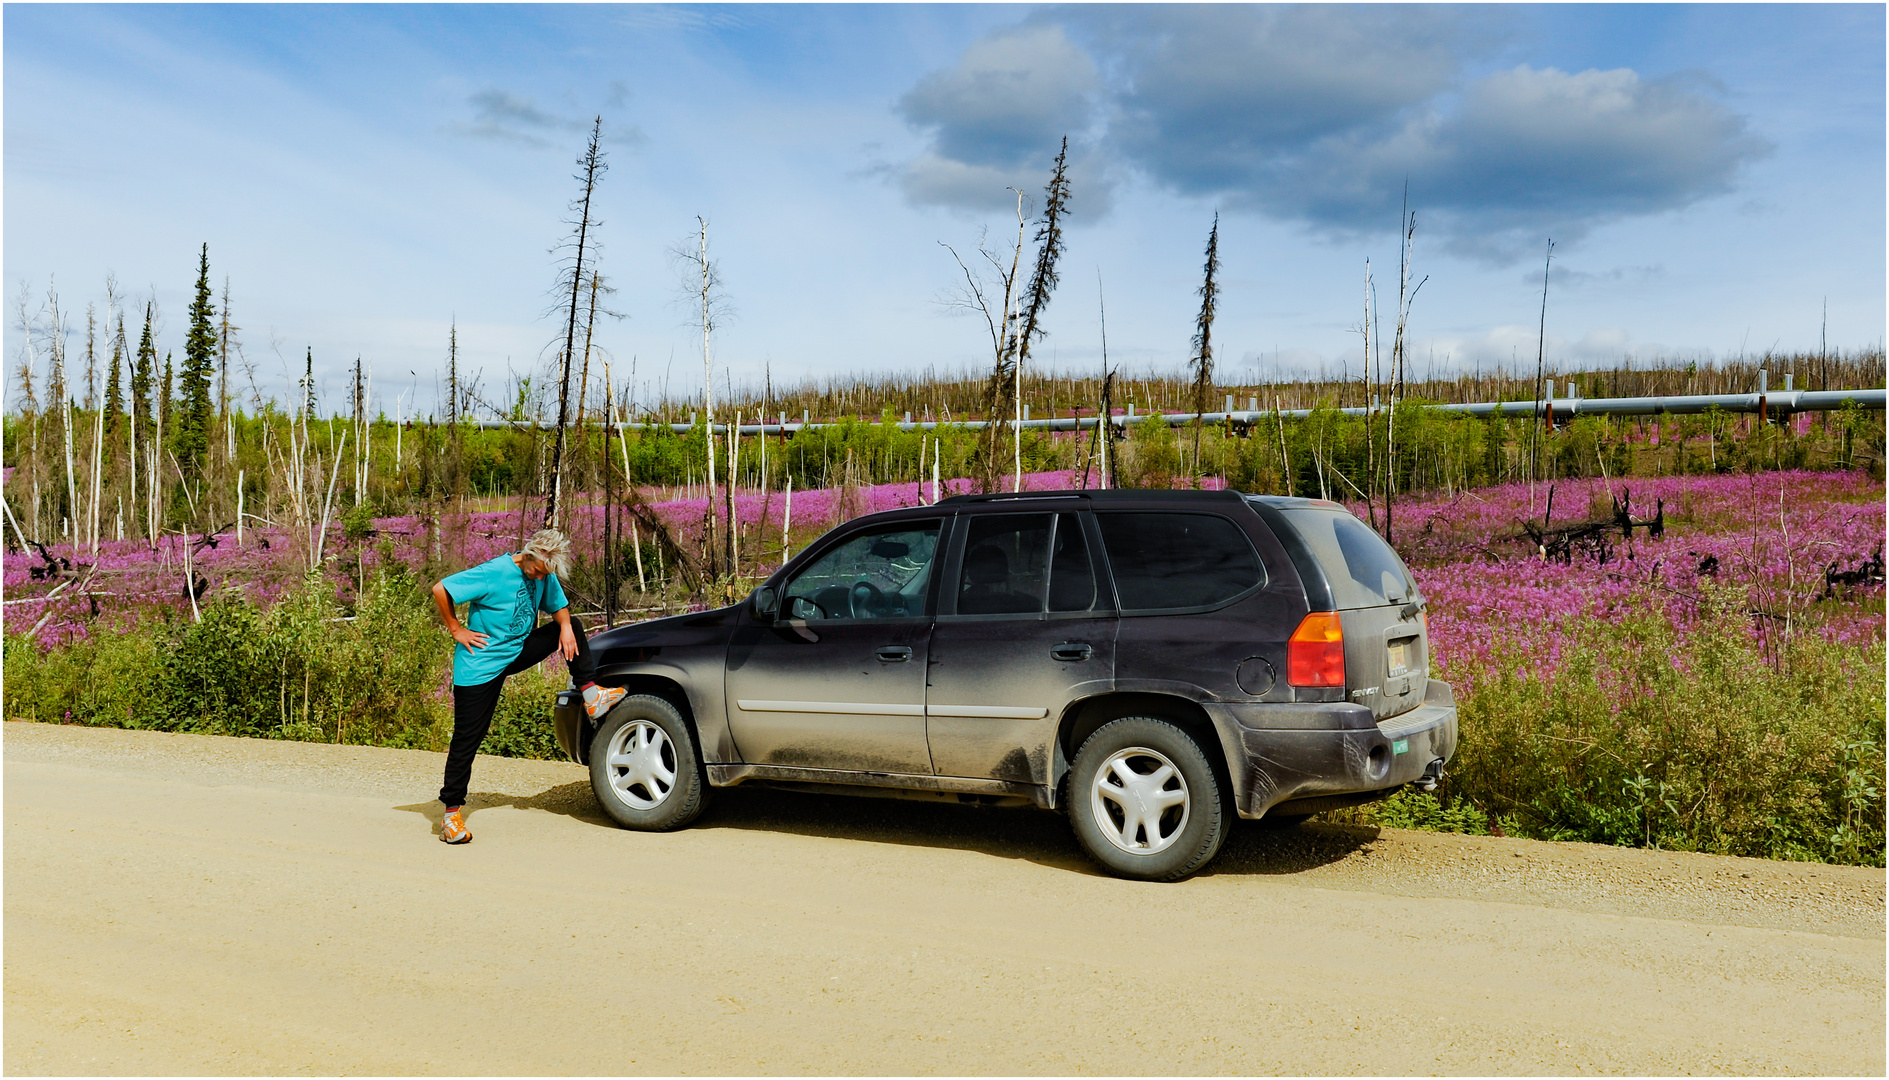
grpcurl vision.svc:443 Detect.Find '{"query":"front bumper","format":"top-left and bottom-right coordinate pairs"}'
top-left (552, 690), bottom-right (586, 764)
top-left (1203, 678), bottom-right (1459, 819)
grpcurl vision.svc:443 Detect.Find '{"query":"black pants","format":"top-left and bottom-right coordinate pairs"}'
top-left (439, 617), bottom-right (596, 807)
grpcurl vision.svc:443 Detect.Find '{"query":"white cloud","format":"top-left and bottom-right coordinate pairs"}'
top-left (897, 24), bottom-right (1102, 210)
top-left (1100, 5), bottom-right (1467, 180)
top-left (1407, 324), bottom-right (1643, 374)
top-left (894, 11), bottom-right (1771, 262)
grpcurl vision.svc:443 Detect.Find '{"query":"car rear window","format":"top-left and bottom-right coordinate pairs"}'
top-left (1274, 507), bottom-right (1417, 610)
top-left (1095, 512), bottom-right (1263, 611)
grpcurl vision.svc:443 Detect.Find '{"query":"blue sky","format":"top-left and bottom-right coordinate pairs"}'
top-left (6, 4), bottom-right (1883, 416)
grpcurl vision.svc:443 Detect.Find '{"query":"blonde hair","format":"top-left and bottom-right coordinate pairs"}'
top-left (522, 529), bottom-right (571, 578)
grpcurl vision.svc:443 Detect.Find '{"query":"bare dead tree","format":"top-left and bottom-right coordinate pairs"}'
top-left (571, 270), bottom-right (623, 535)
top-left (83, 305), bottom-right (103, 553)
top-left (46, 282), bottom-right (77, 542)
top-left (573, 270), bottom-right (621, 432)
top-left (351, 356), bottom-right (370, 504)
top-left (1081, 267), bottom-right (1113, 490)
top-left (218, 277), bottom-right (240, 462)
top-left (1531, 238), bottom-right (1554, 509)
top-left (545, 116), bottom-right (607, 529)
top-left (1189, 211), bottom-right (1220, 486)
top-left (671, 217), bottom-right (733, 580)
top-left (1367, 262), bottom-right (1382, 532)
top-left (9, 283), bottom-right (44, 539)
top-left (1383, 200), bottom-right (1426, 544)
top-left (938, 203), bottom-right (1025, 492)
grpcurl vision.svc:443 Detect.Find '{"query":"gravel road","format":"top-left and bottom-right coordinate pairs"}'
top-left (6, 721), bottom-right (1882, 1075)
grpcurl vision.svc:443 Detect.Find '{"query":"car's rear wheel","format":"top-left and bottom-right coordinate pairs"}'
top-left (1068, 717), bottom-right (1227, 881)
top-left (589, 695), bottom-right (708, 831)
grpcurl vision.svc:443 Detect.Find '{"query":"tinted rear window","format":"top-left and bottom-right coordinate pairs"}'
top-left (1096, 512), bottom-right (1263, 611)
top-left (1275, 508), bottom-right (1416, 610)
top-left (956, 514), bottom-right (1051, 615)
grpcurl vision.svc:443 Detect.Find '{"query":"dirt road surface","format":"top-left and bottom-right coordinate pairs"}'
top-left (6, 721), bottom-right (1883, 1075)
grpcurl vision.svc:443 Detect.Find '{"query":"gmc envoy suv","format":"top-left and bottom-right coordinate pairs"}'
top-left (554, 488), bottom-right (1457, 880)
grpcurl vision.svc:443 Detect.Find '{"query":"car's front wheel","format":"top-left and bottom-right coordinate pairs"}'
top-left (589, 695), bottom-right (708, 831)
top-left (1069, 717), bottom-right (1227, 881)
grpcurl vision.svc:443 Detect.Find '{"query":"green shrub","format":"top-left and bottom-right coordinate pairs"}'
top-left (5, 565), bottom-right (458, 753)
top-left (1437, 588), bottom-right (1886, 865)
top-left (1350, 788), bottom-right (1495, 835)
top-left (3, 563), bottom-right (585, 762)
top-left (480, 666), bottom-right (565, 760)
top-left (3, 621), bottom-right (164, 726)
top-left (1121, 415), bottom-right (1181, 488)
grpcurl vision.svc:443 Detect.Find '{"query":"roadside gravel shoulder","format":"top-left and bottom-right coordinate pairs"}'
top-left (1223, 822), bottom-right (1885, 941)
top-left (8, 720), bottom-right (1883, 1075)
top-left (9, 719), bottom-right (1881, 941)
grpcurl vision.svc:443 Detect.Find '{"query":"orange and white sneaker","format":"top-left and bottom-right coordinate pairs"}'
top-left (441, 806), bottom-right (471, 845)
top-left (584, 685), bottom-right (627, 719)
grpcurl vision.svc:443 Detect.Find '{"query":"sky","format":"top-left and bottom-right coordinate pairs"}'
top-left (6, 3), bottom-right (1883, 417)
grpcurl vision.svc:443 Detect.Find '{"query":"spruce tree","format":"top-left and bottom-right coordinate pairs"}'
top-left (980, 136), bottom-right (1071, 492)
top-left (105, 319), bottom-right (125, 444)
top-left (1189, 212), bottom-right (1220, 484)
top-left (131, 303), bottom-right (155, 446)
top-left (160, 352), bottom-right (174, 454)
top-left (177, 243), bottom-right (217, 471)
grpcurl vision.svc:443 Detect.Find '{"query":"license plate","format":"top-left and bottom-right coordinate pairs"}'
top-left (1387, 641), bottom-right (1408, 677)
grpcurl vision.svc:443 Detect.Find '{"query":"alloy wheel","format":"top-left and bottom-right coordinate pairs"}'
top-left (604, 720), bottom-right (676, 810)
top-left (1089, 746), bottom-right (1191, 855)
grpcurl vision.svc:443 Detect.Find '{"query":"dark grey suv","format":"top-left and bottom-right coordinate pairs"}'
top-left (553, 489), bottom-right (1457, 880)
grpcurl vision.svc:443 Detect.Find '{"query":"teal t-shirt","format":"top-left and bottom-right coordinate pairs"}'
top-left (441, 554), bottom-right (571, 686)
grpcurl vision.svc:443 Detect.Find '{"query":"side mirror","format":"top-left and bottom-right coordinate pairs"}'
top-left (750, 586), bottom-right (779, 621)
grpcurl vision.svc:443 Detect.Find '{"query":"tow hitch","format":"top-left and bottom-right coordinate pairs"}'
top-left (1414, 758), bottom-right (1445, 792)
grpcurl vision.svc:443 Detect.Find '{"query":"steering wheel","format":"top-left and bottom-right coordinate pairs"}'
top-left (848, 580), bottom-right (887, 618)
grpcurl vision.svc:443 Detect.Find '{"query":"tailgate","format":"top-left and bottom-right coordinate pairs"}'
top-left (1338, 604), bottom-right (1429, 722)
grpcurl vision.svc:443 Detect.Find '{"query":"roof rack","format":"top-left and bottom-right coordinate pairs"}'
top-left (936, 488), bottom-right (1245, 506)
top-left (936, 491), bottom-right (1088, 505)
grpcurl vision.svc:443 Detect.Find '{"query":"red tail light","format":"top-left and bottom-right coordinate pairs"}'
top-left (1287, 611), bottom-right (1346, 687)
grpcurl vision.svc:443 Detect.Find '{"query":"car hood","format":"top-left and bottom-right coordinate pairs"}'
top-left (589, 604), bottom-right (741, 652)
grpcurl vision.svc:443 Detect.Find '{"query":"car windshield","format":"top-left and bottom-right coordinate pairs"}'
top-left (1273, 507), bottom-right (1418, 610)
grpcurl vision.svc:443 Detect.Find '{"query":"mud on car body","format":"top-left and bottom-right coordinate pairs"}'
top-left (555, 488), bottom-right (1457, 881)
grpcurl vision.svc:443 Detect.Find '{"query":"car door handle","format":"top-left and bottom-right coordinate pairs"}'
top-left (875, 646), bottom-right (913, 663)
top-left (1050, 643), bottom-right (1093, 662)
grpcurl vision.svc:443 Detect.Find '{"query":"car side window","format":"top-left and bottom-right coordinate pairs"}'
top-left (784, 522), bottom-right (940, 620)
top-left (1095, 512), bottom-right (1264, 611)
top-left (955, 514), bottom-right (1052, 615)
top-left (1047, 512), bottom-right (1100, 612)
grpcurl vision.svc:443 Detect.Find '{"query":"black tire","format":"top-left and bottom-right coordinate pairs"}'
top-left (1068, 716), bottom-right (1227, 881)
top-left (588, 695), bottom-right (709, 831)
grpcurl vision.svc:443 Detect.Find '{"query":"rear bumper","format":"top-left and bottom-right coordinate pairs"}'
top-left (1203, 678), bottom-right (1459, 819)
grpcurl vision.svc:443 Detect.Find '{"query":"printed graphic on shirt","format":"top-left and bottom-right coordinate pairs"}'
top-left (509, 582), bottom-right (536, 638)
